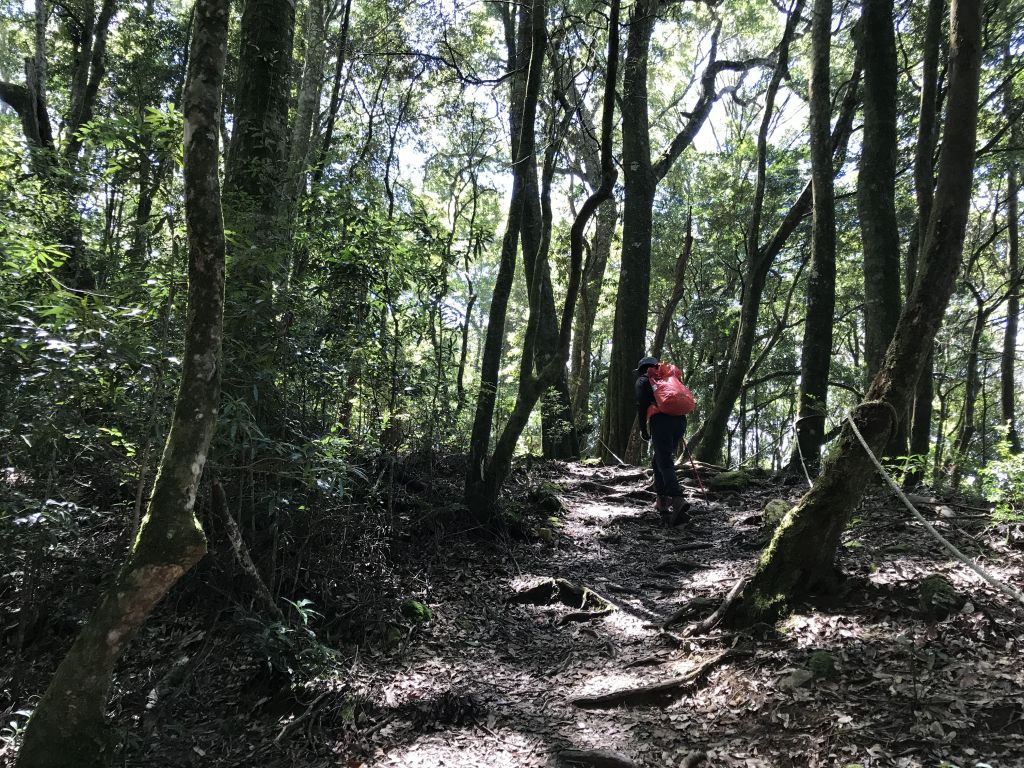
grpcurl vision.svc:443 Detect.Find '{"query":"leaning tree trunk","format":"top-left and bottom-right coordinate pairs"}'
top-left (729, 0), bottom-right (982, 623)
top-left (15, 1), bottom-right (229, 763)
top-left (794, 0), bottom-right (837, 475)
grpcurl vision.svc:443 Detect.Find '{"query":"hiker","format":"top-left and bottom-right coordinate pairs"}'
top-left (635, 356), bottom-right (694, 526)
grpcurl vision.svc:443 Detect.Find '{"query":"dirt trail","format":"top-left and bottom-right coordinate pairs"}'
top-left (354, 463), bottom-right (1024, 768)
top-left (24, 462), bottom-right (1021, 768)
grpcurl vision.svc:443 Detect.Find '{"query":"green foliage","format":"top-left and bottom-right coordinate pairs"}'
top-left (980, 434), bottom-right (1024, 522)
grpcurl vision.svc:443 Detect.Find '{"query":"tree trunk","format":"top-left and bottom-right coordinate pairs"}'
top-left (858, 0), bottom-right (902, 386)
top-left (651, 207), bottom-right (693, 358)
top-left (222, 0), bottom-right (296, 440)
top-left (285, 0), bottom-right (327, 226)
top-left (467, 0), bottom-right (619, 515)
top-left (794, 0), bottom-right (836, 475)
top-left (568, 88), bottom-right (618, 433)
top-left (693, 2), bottom-right (805, 464)
top-left (571, 197), bottom-right (616, 429)
top-left (1001, 72), bottom-right (1021, 453)
top-left (466, 0), bottom-right (544, 501)
top-left (309, 0), bottom-right (353, 188)
top-left (730, 0), bottom-right (982, 623)
top-left (15, 0), bottom-right (229, 762)
top-left (518, 35), bottom-right (579, 461)
top-left (905, 0), bottom-right (945, 486)
top-left (950, 293), bottom-right (988, 486)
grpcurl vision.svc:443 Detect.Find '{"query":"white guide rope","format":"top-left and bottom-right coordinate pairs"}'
top-left (845, 411), bottom-right (1024, 608)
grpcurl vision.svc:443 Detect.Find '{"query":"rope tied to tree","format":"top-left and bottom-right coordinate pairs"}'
top-left (844, 411), bottom-right (1024, 609)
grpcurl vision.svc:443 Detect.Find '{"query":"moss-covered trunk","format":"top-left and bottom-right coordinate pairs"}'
top-left (731, 0), bottom-right (982, 625)
top-left (15, 1), bottom-right (229, 762)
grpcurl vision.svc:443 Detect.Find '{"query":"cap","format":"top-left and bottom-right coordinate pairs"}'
top-left (635, 356), bottom-right (658, 374)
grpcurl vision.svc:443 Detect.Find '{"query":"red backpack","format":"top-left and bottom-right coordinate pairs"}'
top-left (646, 363), bottom-right (696, 418)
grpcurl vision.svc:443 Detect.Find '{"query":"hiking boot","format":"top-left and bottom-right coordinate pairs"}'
top-left (654, 495), bottom-right (669, 514)
top-left (668, 496), bottom-right (691, 527)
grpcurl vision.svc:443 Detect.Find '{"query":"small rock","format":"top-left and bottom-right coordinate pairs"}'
top-left (707, 470), bottom-right (750, 491)
top-left (779, 668), bottom-right (815, 690)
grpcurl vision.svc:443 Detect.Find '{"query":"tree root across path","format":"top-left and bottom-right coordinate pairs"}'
top-left (508, 578), bottom-right (617, 615)
top-left (571, 650), bottom-right (743, 709)
top-left (558, 748), bottom-right (638, 767)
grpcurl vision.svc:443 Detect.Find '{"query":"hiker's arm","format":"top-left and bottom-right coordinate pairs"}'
top-left (635, 377), bottom-right (653, 438)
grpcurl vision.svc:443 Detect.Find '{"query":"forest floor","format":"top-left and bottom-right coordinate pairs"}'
top-left (4, 459), bottom-right (1024, 767)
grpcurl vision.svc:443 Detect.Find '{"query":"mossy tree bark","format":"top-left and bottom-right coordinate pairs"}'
top-left (730, 0), bottom-right (982, 624)
top-left (15, 0), bottom-right (230, 764)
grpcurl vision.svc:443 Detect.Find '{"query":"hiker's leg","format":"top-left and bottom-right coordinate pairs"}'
top-left (650, 415), bottom-right (682, 498)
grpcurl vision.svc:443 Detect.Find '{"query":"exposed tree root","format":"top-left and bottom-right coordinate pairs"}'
top-left (670, 541), bottom-right (713, 552)
top-left (508, 578), bottom-right (617, 613)
top-left (559, 748), bottom-right (637, 767)
top-left (557, 608), bottom-right (615, 625)
top-left (685, 575), bottom-right (748, 636)
top-left (659, 596), bottom-right (717, 629)
top-left (571, 650), bottom-right (738, 708)
top-left (653, 558), bottom-right (704, 573)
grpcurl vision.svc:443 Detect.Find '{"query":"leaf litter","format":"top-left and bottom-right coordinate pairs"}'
top-left (3, 460), bottom-right (1022, 767)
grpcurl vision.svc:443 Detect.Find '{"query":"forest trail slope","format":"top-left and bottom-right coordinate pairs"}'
top-left (350, 462), bottom-right (1024, 768)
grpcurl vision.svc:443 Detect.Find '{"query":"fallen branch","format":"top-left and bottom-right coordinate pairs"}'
top-left (275, 690), bottom-right (332, 743)
top-left (671, 541), bottom-right (713, 552)
top-left (625, 654), bottom-right (672, 668)
top-left (571, 650), bottom-right (737, 708)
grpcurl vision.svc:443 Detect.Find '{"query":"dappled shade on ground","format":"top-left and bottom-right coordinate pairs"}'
top-left (3, 460), bottom-right (1023, 767)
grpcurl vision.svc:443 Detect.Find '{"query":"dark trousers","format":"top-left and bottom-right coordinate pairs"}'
top-left (650, 413), bottom-right (687, 497)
